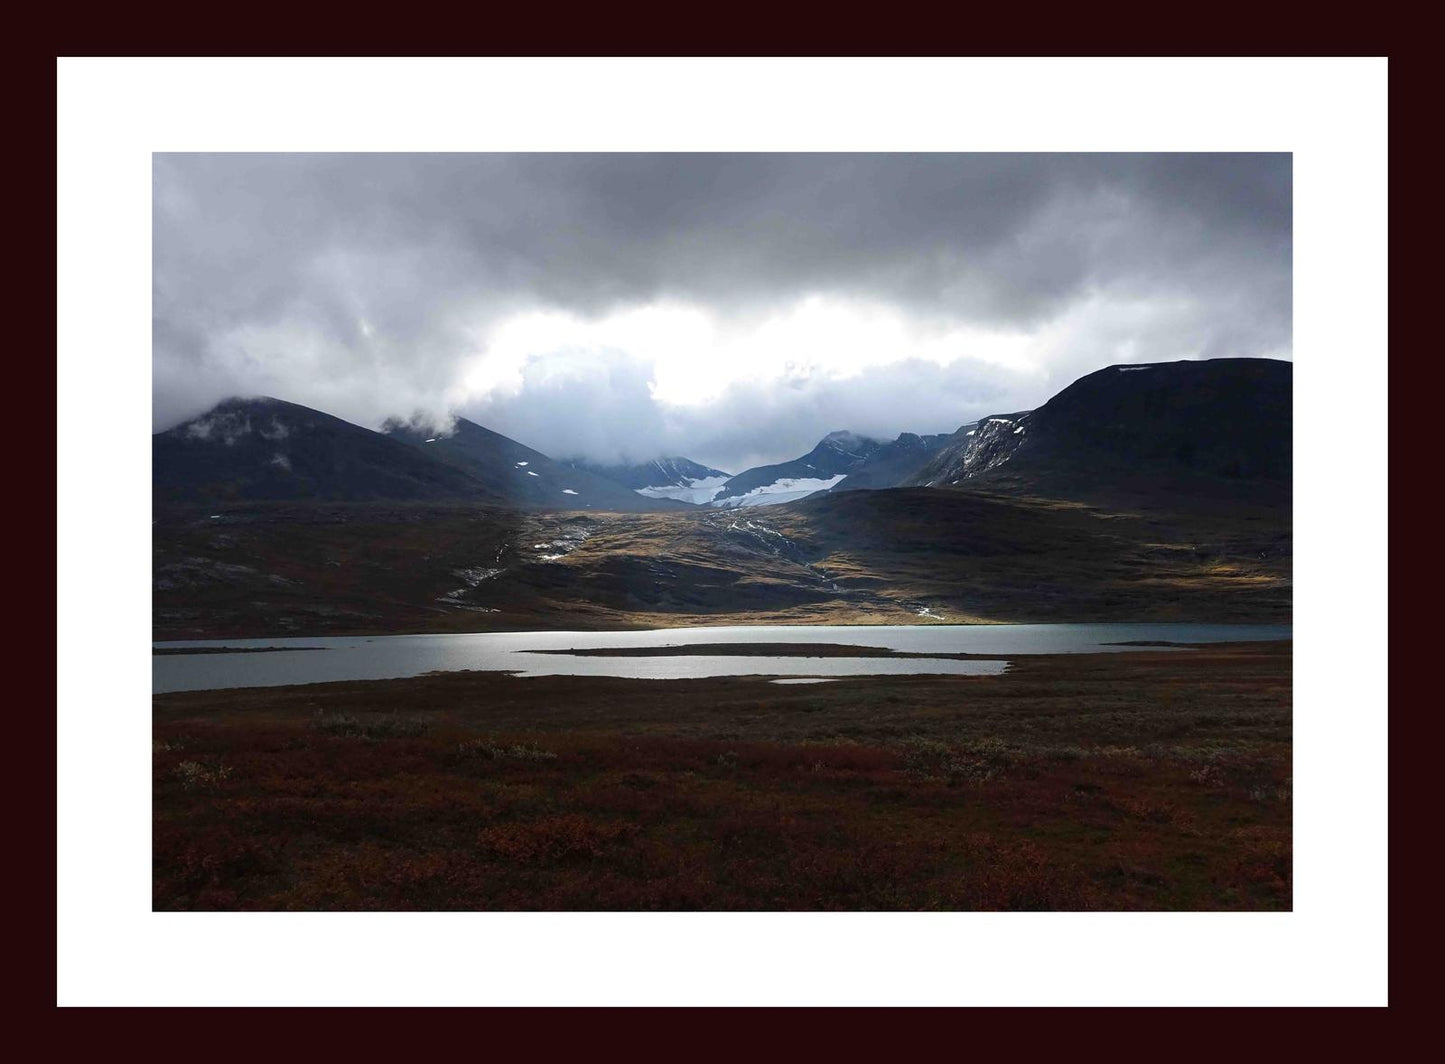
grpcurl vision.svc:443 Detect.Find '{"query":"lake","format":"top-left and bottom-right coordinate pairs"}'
top-left (152, 622), bottom-right (1291, 693)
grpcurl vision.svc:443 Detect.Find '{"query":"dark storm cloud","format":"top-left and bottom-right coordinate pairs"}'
top-left (153, 153), bottom-right (1291, 468)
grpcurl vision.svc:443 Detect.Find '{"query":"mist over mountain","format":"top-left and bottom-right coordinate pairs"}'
top-left (152, 397), bottom-right (486, 504)
top-left (155, 398), bottom-right (688, 511)
top-left (383, 418), bottom-right (687, 512)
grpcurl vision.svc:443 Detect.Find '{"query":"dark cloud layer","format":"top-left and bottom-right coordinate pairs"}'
top-left (154, 153), bottom-right (1291, 469)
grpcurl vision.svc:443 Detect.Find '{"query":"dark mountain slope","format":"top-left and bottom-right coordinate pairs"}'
top-left (385, 417), bottom-right (687, 512)
top-left (828, 432), bottom-right (953, 493)
top-left (153, 397), bottom-right (486, 504)
top-left (909, 359), bottom-right (1291, 500)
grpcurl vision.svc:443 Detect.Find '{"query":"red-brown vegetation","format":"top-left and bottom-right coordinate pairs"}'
top-left (153, 643), bottom-right (1291, 911)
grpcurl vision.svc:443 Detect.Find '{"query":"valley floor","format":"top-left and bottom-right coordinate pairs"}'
top-left (153, 640), bottom-right (1291, 911)
top-left (153, 489), bottom-right (1292, 640)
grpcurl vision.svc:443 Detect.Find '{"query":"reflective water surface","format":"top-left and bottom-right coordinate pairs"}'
top-left (153, 623), bottom-right (1291, 694)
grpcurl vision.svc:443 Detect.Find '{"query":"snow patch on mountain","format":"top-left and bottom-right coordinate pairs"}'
top-left (707, 431), bottom-right (884, 508)
top-left (636, 474), bottom-right (731, 505)
top-left (708, 474), bottom-right (847, 508)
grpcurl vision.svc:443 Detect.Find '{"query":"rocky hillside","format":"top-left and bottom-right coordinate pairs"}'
top-left (910, 359), bottom-right (1291, 500)
top-left (828, 432), bottom-right (953, 493)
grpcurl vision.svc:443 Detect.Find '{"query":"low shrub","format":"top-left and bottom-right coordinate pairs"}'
top-left (172, 760), bottom-right (232, 790)
top-left (898, 736), bottom-right (1011, 785)
top-left (457, 738), bottom-right (557, 761)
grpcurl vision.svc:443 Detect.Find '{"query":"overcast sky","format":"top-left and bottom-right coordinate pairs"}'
top-left (153, 153), bottom-right (1291, 472)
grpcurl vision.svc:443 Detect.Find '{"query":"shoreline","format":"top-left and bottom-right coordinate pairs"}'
top-left (153, 617), bottom-right (1294, 646)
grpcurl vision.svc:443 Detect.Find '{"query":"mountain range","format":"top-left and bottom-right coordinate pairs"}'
top-left (154, 358), bottom-right (1292, 513)
top-left (153, 357), bottom-right (1293, 638)
top-left (154, 401), bottom-right (685, 511)
top-left (382, 417), bottom-right (686, 511)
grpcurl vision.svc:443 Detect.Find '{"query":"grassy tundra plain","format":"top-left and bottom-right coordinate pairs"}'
top-left (153, 640), bottom-right (1290, 911)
